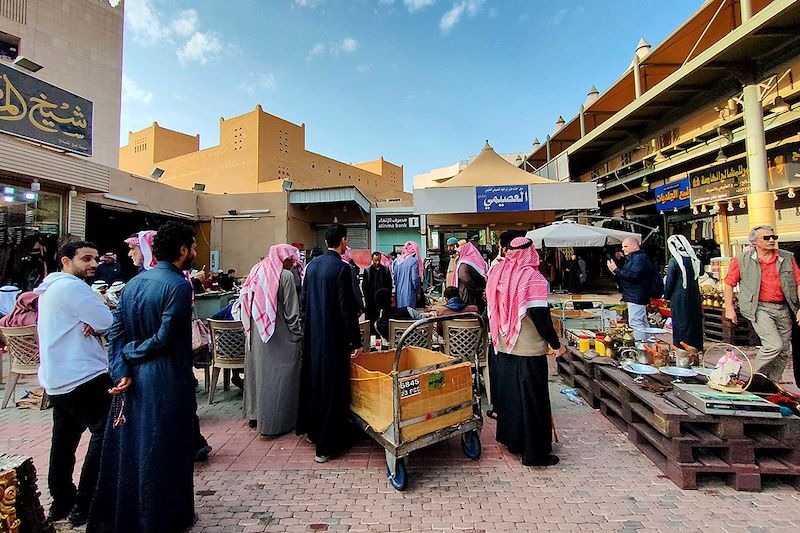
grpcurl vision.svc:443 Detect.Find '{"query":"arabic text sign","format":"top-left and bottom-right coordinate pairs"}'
top-left (0, 63), bottom-right (93, 156)
top-left (654, 178), bottom-right (691, 211)
top-left (476, 185), bottom-right (529, 212)
top-left (376, 215), bottom-right (420, 230)
top-left (766, 141), bottom-right (800, 190)
top-left (689, 162), bottom-right (750, 204)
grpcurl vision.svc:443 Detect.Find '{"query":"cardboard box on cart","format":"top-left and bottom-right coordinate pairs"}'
top-left (350, 348), bottom-right (473, 442)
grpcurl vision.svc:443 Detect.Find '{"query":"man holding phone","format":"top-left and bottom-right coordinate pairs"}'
top-left (723, 225), bottom-right (800, 381)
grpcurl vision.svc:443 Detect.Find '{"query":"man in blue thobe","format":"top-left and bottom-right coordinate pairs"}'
top-left (88, 222), bottom-right (198, 533)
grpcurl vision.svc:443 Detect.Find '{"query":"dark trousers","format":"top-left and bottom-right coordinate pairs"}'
top-left (48, 373), bottom-right (112, 513)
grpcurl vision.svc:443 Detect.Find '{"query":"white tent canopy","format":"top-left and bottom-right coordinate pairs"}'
top-left (526, 220), bottom-right (641, 248)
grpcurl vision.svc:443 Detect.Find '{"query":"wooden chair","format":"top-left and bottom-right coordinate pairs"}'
top-left (358, 319), bottom-right (370, 353)
top-left (0, 325), bottom-right (44, 409)
top-left (207, 319), bottom-right (246, 405)
top-left (388, 319), bottom-right (434, 350)
top-left (443, 318), bottom-right (489, 401)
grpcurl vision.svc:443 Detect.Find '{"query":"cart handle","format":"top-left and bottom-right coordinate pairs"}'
top-left (393, 312), bottom-right (487, 372)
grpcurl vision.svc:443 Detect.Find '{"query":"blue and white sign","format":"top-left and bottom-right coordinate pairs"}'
top-left (654, 178), bottom-right (691, 212)
top-left (476, 185), bottom-right (530, 212)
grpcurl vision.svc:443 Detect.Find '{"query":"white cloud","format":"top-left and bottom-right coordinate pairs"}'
top-left (440, 0), bottom-right (485, 33)
top-left (172, 9), bottom-right (199, 37)
top-left (553, 8), bottom-right (568, 24)
top-left (122, 75), bottom-right (153, 105)
top-left (293, 0), bottom-right (325, 7)
top-left (338, 37), bottom-right (359, 54)
top-left (125, 1), bottom-right (227, 66)
top-left (404, 0), bottom-right (435, 12)
top-left (356, 63), bottom-right (373, 73)
top-left (239, 73), bottom-right (277, 95)
top-left (177, 32), bottom-right (223, 65)
top-left (125, 0), bottom-right (170, 44)
top-left (306, 37), bottom-right (360, 61)
top-left (378, 0), bottom-right (395, 5)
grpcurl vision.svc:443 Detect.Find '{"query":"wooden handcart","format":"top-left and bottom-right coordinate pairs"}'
top-left (350, 313), bottom-right (485, 491)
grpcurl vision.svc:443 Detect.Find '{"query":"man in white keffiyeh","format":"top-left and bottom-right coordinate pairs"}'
top-left (663, 234), bottom-right (703, 350)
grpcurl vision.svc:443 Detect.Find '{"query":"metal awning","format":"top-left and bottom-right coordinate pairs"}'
top-left (288, 186), bottom-right (371, 213)
top-left (568, 0), bottom-right (800, 171)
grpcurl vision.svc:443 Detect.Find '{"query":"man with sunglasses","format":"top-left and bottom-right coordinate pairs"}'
top-left (724, 225), bottom-right (800, 381)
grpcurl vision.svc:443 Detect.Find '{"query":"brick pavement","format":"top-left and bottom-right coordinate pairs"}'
top-left (1, 368), bottom-right (799, 532)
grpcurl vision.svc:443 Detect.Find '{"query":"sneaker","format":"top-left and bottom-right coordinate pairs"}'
top-left (314, 455), bottom-right (331, 463)
top-left (67, 506), bottom-right (89, 527)
top-left (194, 444), bottom-right (212, 462)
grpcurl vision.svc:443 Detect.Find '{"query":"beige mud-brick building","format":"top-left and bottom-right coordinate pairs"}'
top-left (118, 105), bottom-right (409, 203)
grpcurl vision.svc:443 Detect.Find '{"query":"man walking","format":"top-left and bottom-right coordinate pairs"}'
top-left (297, 223), bottom-right (363, 463)
top-left (88, 222), bottom-right (198, 533)
top-left (607, 237), bottom-right (656, 341)
top-left (362, 251), bottom-right (393, 334)
top-left (35, 241), bottom-right (114, 526)
top-left (723, 225), bottom-right (800, 381)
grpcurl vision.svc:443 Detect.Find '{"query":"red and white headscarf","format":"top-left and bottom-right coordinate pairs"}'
top-left (454, 242), bottom-right (487, 285)
top-left (380, 253), bottom-right (393, 270)
top-left (241, 244), bottom-right (300, 343)
top-left (124, 230), bottom-right (157, 270)
top-left (341, 246), bottom-right (353, 264)
top-left (395, 241), bottom-right (422, 276)
top-left (486, 237), bottom-right (549, 351)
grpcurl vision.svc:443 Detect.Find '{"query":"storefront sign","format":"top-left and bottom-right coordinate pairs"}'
top-left (689, 161), bottom-right (750, 204)
top-left (475, 185), bottom-right (530, 212)
top-left (0, 63), bottom-right (93, 156)
top-left (376, 215), bottom-right (420, 230)
top-left (654, 178), bottom-right (691, 211)
top-left (766, 141), bottom-right (800, 189)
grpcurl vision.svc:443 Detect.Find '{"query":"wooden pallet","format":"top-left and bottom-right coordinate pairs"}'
top-left (702, 306), bottom-right (759, 345)
top-left (555, 344), bottom-right (615, 409)
top-left (593, 365), bottom-right (800, 491)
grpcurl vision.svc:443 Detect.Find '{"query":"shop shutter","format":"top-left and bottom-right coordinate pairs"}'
top-left (348, 227), bottom-right (368, 250)
top-left (68, 193), bottom-right (86, 238)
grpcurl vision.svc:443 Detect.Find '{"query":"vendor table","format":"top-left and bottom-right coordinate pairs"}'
top-left (558, 345), bottom-right (800, 491)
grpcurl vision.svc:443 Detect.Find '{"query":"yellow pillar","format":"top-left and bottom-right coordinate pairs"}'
top-left (746, 191), bottom-right (777, 229)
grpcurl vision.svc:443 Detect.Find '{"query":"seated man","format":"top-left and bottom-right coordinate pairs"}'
top-left (373, 288), bottom-right (429, 340)
top-left (433, 286), bottom-right (480, 318)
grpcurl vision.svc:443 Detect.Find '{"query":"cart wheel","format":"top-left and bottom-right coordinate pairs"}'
top-left (387, 458), bottom-right (408, 491)
top-left (461, 431), bottom-right (481, 460)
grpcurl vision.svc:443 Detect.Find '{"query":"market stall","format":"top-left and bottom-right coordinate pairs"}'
top-left (557, 339), bottom-right (800, 491)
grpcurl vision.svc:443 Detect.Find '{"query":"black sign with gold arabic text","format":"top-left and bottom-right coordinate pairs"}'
top-left (0, 63), bottom-right (92, 156)
top-left (689, 161), bottom-right (750, 204)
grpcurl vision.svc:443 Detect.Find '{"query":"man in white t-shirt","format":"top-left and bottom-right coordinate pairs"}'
top-left (35, 241), bottom-right (114, 527)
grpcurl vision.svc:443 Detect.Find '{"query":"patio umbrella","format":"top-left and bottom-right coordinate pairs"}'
top-left (526, 220), bottom-right (641, 248)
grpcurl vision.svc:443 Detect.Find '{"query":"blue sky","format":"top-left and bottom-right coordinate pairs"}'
top-left (121, 0), bottom-right (701, 191)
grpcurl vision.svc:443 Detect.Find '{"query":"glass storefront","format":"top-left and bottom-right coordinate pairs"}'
top-left (0, 183), bottom-right (63, 289)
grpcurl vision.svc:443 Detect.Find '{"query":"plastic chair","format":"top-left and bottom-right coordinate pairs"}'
top-left (443, 318), bottom-right (490, 401)
top-left (0, 325), bottom-right (44, 409)
top-left (358, 319), bottom-right (370, 353)
top-left (388, 319), bottom-right (434, 350)
top-left (207, 319), bottom-right (246, 405)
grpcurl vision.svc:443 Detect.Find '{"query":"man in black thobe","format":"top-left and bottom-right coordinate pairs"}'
top-left (362, 251), bottom-right (393, 335)
top-left (297, 224), bottom-right (363, 463)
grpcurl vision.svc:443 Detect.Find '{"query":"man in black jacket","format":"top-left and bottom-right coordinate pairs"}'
top-left (362, 251), bottom-right (393, 335)
top-left (607, 237), bottom-right (656, 341)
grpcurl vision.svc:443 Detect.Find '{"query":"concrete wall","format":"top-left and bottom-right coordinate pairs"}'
top-left (198, 191), bottom-right (289, 274)
top-left (0, 0), bottom-right (123, 167)
top-left (118, 105), bottom-right (410, 203)
top-left (86, 169), bottom-right (199, 215)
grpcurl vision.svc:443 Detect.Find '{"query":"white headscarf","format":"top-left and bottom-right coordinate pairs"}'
top-left (0, 286), bottom-right (21, 315)
top-left (667, 235), bottom-right (700, 289)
